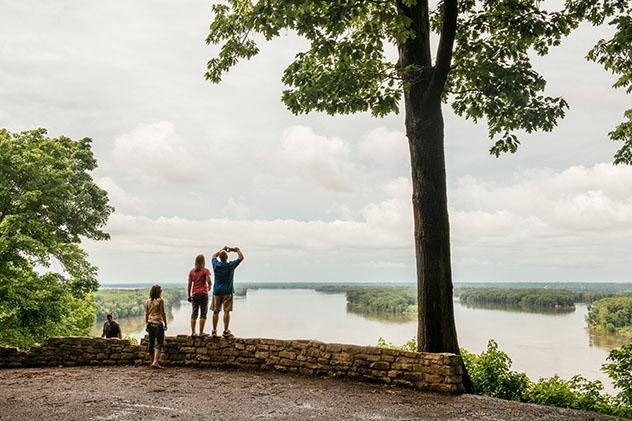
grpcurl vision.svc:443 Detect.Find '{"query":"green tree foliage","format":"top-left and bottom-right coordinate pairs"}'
top-left (460, 340), bottom-right (531, 401)
top-left (379, 337), bottom-right (632, 417)
top-left (458, 288), bottom-right (576, 310)
top-left (206, 0), bottom-right (631, 161)
top-left (0, 129), bottom-right (112, 349)
top-left (94, 288), bottom-right (188, 321)
top-left (603, 343), bottom-right (632, 406)
top-left (587, 293), bottom-right (632, 337)
top-left (377, 336), bottom-right (418, 352)
top-left (345, 286), bottom-right (612, 316)
top-left (346, 287), bottom-right (417, 314)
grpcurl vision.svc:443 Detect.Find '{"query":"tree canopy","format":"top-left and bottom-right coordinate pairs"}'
top-left (0, 128), bottom-right (112, 348)
top-left (206, 0), bottom-right (631, 162)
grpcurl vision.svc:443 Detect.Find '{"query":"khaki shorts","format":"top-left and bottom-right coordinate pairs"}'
top-left (211, 294), bottom-right (233, 312)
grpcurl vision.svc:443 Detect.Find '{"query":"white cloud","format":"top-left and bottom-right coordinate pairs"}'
top-left (112, 122), bottom-right (203, 183)
top-left (449, 163), bottom-right (632, 268)
top-left (271, 125), bottom-right (356, 192)
top-left (358, 127), bottom-right (408, 164)
top-left (101, 195), bottom-right (413, 257)
top-left (383, 177), bottom-right (412, 199)
top-left (223, 197), bottom-right (249, 219)
top-left (96, 177), bottom-right (141, 213)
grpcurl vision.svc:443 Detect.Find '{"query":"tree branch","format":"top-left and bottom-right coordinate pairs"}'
top-left (425, 0), bottom-right (457, 103)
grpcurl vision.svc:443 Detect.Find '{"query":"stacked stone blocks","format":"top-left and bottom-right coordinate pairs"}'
top-left (0, 336), bottom-right (464, 393)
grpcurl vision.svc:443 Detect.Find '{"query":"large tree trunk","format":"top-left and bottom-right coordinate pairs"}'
top-left (397, 0), bottom-right (474, 392)
top-left (405, 101), bottom-right (459, 354)
top-left (397, 0), bottom-right (459, 358)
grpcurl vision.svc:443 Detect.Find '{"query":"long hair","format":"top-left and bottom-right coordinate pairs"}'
top-left (194, 254), bottom-right (205, 272)
top-left (149, 284), bottom-right (162, 300)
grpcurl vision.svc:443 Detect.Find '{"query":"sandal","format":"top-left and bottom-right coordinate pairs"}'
top-left (211, 330), bottom-right (218, 338)
top-left (222, 330), bottom-right (234, 339)
top-left (199, 333), bottom-right (209, 337)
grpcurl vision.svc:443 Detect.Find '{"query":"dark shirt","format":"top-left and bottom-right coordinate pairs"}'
top-left (102, 321), bottom-right (121, 338)
top-left (212, 258), bottom-right (242, 295)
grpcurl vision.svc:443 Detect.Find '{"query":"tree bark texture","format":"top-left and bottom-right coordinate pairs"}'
top-left (397, 0), bottom-right (459, 357)
top-left (397, 0), bottom-right (474, 393)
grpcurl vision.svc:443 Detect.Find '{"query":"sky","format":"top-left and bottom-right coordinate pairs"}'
top-left (1, 1), bottom-right (630, 284)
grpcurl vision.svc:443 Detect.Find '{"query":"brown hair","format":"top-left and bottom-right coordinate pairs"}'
top-left (149, 284), bottom-right (162, 300)
top-left (219, 250), bottom-right (228, 262)
top-left (194, 254), bottom-right (205, 272)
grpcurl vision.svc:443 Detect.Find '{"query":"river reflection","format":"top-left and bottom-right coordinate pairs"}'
top-left (460, 301), bottom-right (575, 315)
top-left (94, 288), bottom-right (629, 392)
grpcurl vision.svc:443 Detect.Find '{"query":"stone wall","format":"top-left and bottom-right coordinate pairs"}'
top-left (0, 336), bottom-right (464, 393)
top-left (0, 337), bottom-right (143, 367)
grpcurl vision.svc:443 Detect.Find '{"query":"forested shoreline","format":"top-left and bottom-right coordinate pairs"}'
top-left (94, 288), bottom-right (187, 321)
top-left (587, 294), bottom-right (632, 338)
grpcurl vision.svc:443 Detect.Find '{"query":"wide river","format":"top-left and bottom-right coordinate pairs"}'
top-left (94, 288), bottom-right (629, 391)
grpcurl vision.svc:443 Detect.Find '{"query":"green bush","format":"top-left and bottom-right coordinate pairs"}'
top-left (377, 337), bottom-right (417, 352)
top-left (603, 343), bottom-right (632, 406)
top-left (377, 337), bottom-right (632, 418)
top-left (461, 340), bottom-right (530, 401)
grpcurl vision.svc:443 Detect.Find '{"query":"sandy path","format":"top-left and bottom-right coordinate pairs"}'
top-left (0, 366), bottom-right (615, 420)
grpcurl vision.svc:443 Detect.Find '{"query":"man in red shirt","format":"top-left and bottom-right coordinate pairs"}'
top-left (188, 254), bottom-right (212, 336)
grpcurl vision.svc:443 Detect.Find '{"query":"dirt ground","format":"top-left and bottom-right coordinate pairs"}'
top-left (0, 366), bottom-right (616, 420)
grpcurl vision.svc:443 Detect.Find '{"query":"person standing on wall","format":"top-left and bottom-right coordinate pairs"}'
top-left (188, 254), bottom-right (212, 337)
top-left (101, 313), bottom-right (122, 339)
top-left (145, 284), bottom-right (167, 369)
top-left (210, 245), bottom-right (244, 339)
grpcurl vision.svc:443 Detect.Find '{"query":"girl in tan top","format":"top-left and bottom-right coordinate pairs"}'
top-left (145, 284), bottom-right (167, 368)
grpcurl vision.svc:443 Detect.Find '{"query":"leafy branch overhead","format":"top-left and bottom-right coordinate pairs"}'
top-left (206, 0), bottom-right (632, 163)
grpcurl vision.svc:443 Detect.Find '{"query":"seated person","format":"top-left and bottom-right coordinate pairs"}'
top-left (101, 313), bottom-right (122, 339)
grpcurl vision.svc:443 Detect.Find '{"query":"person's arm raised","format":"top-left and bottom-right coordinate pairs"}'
top-left (211, 246), bottom-right (228, 260)
top-left (234, 247), bottom-right (244, 261)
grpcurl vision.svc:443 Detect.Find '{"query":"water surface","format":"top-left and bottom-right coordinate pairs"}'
top-left (95, 288), bottom-right (629, 391)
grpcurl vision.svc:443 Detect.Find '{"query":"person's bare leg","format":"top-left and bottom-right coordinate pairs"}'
top-left (199, 318), bottom-right (207, 335)
top-left (152, 349), bottom-right (162, 368)
top-left (212, 312), bottom-right (219, 333)
top-left (190, 319), bottom-right (196, 336)
top-left (223, 311), bottom-right (230, 332)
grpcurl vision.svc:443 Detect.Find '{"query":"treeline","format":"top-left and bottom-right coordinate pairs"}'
top-left (94, 288), bottom-right (188, 321)
top-left (458, 288), bottom-right (576, 310)
top-left (343, 286), bottom-right (616, 316)
top-left (345, 287), bottom-right (417, 315)
top-left (587, 293), bottom-right (632, 337)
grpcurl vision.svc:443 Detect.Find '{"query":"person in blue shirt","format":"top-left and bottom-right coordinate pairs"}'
top-left (210, 245), bottom-right (244, 339)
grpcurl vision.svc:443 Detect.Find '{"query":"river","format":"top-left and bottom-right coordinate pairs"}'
top-left (93, 288), bottom-right (629, 391)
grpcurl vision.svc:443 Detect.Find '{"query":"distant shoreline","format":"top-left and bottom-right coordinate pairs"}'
top-left (99, 281), bottom-right (632, 292)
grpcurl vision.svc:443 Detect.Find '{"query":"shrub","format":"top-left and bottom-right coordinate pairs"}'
top-left (603, 343), bottom-right (632, 406)
top-left (461, 340), bottom-right (530, 401)
top-left (376, 337), bottom-right (417, 352)
top-left (376, 337), bottom-right (632, 418)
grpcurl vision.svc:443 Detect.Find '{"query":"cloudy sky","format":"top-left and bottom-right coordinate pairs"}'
top-left (1, 1), bottom-right (630, 284)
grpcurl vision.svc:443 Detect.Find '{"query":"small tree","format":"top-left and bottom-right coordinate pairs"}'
top-left (204, 0), bottom-right (631, 388)
top-left (0, 129), bottom-right (113, 348)
top-left (603, 343), bottom-right (632, 406)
